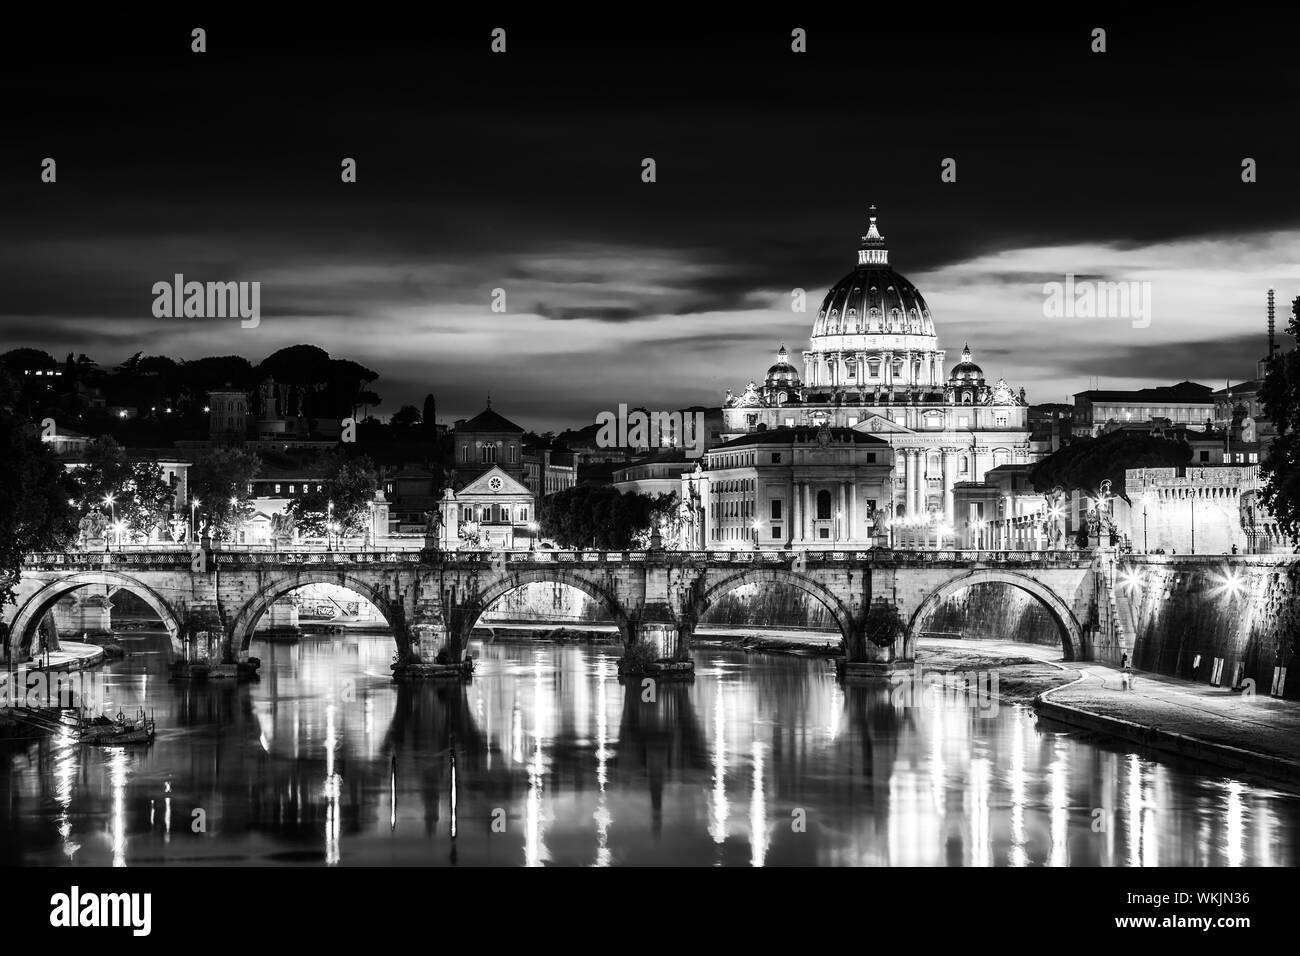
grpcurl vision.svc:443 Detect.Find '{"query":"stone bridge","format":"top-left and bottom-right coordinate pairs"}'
top-left (3, 547), bottom-right (1099, 677)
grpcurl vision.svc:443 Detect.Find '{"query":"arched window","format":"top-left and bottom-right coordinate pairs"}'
top-left (960, 454), bottom-right (969, 474)
top-left (816, 490), bottom-right (832, 520)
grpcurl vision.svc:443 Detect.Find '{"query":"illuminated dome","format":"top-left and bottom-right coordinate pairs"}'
top-left (948, 344), bottom-right (984, 385)
top-left (804, 207), bottom-right (945, 389)
top-left (765, 345), bottom-right (802, 388)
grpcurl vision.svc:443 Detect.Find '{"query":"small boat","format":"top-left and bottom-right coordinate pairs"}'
top-left (77, 708), bottom-right (155, 745)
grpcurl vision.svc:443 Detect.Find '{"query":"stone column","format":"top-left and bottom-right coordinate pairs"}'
top-left (903, 449), bottom-right (915, 516)
top-left (942, 447), bottom-right (958, 522)
top-left (792, 481), bottom-right (802, 545)
top-left (883, 351), bottom-right (893, 388)
top-left (803, 483), bottom-right (811, 538)
top-left (849, 480), bottom-right (858, 543)
top-left (837, 481), bottom-right (847, 541)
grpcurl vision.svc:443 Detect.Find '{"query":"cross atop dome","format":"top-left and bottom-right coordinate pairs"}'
top-left (858, 204), bottom-right (889, 266)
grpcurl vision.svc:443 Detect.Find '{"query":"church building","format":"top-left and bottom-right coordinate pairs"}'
top-left (717, 209), bottom-right (1038, 548)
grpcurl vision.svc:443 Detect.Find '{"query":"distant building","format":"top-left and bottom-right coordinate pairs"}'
top-left (612, 449), bottom-right (695, 498)
top-left (721, 211), bottom-right (1037, 542)
top-left (37, 421), bottom-right (93, 456)
top-left (1124, 464), bottom-right (1288, 554)
top-left (523, 446), bottom-right (577, 498)
top-left (453, 466), bottom-right (536, 549)
top-left (680, 424), bottom-right (894, 550)
top-left (453, 405), bottom-right (525, 480)
top-left (448, 404), bottom-right (535, 548)
top-left (952, 463), bottom-right (1052, 550)
top-left (208, 388), bottom-right (249, 442)
top-left (1072, 382), bottom-right (1214, 437)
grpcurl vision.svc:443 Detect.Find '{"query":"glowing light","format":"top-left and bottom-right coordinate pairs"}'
top-left (1213, 569), bottom-right (1246, 599)
top-left (1120, 568), bottom-right (1144, 591)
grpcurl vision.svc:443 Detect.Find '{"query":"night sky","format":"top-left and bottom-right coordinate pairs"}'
top-left (2, 13), bottom-right (1297, 429)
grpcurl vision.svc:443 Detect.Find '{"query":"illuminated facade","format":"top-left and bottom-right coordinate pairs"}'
top-left (722, 209), bottom-right (1039, 546)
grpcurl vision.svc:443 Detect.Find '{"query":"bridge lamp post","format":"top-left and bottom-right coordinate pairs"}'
top-left (1141, 494), bottom-right (1149, 553)
top-left (190, 497), bottom-right (199, 543)
top-left (113, 520), bottom-right (125, 552)
top-left (834, 510), bottom-right (842, 544)
top-left (528, 521), bottom-right (538, 551)
top-left (973, 518), bottom-right (985, 550)
top-left (230, 496), bottom-right (240, 546)
top-left (327, 500), bottom-right (335, 552)
top-left (102, 494), bottom-right (116, 552)
top-left (752, 519), bottom-right (763, 550)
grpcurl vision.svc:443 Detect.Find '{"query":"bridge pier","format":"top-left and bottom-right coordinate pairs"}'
top-left (838, 596), bottom-right (911, 680)
top-left (172, 606), bottom-right (259, 681)
top-left (621, 602), bottom-right (695, 682)
top-left (393, 592), bottom-right (473, 682)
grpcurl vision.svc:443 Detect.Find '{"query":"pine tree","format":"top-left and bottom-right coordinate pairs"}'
top-left (1260, 296), bottom-right (1300, 540)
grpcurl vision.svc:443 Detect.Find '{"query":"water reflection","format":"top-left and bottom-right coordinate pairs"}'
top-left (1, 631), bottom-right (1298, 867)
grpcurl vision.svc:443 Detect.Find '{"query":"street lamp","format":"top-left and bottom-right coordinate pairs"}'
top-left (190, 497), bottom-right (200, 543)
top-left (752, 519), bottom-right (763, 550)
top-left (528, 520), bottom-right (539, 551)
top-left (1141, 493), bottom-right (1149, 553)
top-left (229, 496), bottom-right (240, 545)
top-left (103, 494), bottom-right (116, 552)
top-left (327, 500), bottom-right (335, 551)
top-left (113, 520), bottom-right (126, 552)
top-left (834, 510), bottom-right (843, 545)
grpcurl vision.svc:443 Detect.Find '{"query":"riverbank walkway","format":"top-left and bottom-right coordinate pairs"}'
top-left (921, 636), bottom-right (1300, 784)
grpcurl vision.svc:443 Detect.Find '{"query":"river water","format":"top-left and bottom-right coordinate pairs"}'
top-left (2, 631), bottom-right (1297, 866)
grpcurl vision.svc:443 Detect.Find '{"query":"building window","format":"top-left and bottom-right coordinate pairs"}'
top-left (771, 453), bottom-right (781, 464)
top-left (770, 500), bottom-right (783, 520)
top-left (819, 527), bottom-right (830, 539)
top-left (771, 526), bottom-right (781, 539)
top-left (275, 484), bottom-right (281, 494)
top-left (1200, 450), bottom-right (1210, 462)
top-left (519, 507), bottom-right (528, 521)
top-left (747, 414), bottom-right (759, 428)
top-left (867, 452), bottom-right (877, 463)
top-left (816, 490), bottom-right (832, 520)
top-left (994, 413), bottom-right (1008, 427)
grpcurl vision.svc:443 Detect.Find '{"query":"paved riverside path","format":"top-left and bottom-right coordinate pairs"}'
top-left (0, 639), bottom-right (105, 689)
top-left (920, 637), bottom-right (1300, 781)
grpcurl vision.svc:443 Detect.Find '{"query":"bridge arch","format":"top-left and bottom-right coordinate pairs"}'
top-left (229, 572), bottom-right (401, 658)
top-left (906, 569), bottom-right (1082, 661)
top-left (690, 568), bottom-right (855, 647)
top-left (458, 568), bottom-right (633, 646)
top-left (6, 571), bottom-right (185, 660)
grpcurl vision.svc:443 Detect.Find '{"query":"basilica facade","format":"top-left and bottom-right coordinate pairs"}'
top-left (715, 210), bottom-right (1039, 548)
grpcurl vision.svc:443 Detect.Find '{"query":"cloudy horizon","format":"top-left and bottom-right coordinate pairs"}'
top-left (3, 14), bottom-right (1297, 430)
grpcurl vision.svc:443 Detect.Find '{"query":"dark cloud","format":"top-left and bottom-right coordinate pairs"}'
top-left (1, 14), bottom-right (1297, 428)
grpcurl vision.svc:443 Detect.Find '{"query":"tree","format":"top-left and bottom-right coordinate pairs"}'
top-left (189, 447), bottom-right (261, 536)
top-left (0, 373), bottom-right (76, 606)
top-left (538, 486), bottom-right (662, 550)
top-left (1260, 296), bottom-right (1300, 540)
top-left (1029, 429), bottom-right (1191, 501)
top-left (422, 393), bottom-right (437, 433)
top-left (390, 405), bottom-right (422, 429)
top-left (119, 461), bottom-right (177, 540)
top-left (288, 456), bottom-right (378, 538)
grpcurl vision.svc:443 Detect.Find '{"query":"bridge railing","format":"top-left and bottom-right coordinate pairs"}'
top-left (22, 546), bottom-right (1100, 570)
